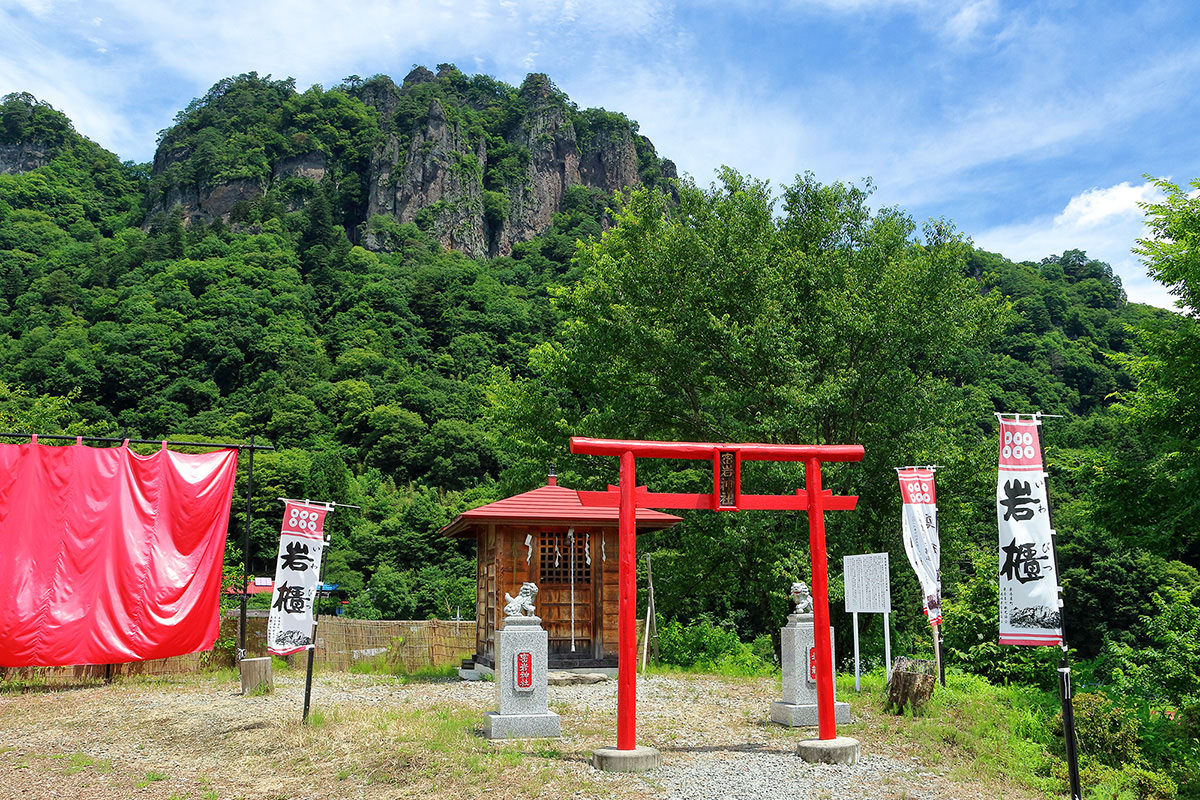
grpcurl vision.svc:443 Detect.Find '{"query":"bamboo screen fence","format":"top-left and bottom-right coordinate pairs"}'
top-left (1, 616), bottom-right (475, 684)
top-left (314, 618), bottom-right (475, 672)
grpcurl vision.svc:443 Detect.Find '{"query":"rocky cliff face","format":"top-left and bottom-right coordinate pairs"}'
top-left (0, 142), bottom-right (52, 175)
top-left (148, 145), bottom-right (328, 226)
top-left (488, 74), bottom-right (584, 256)
top-left (364, 98), bottom-right (488, 257)
top-left (147, 66), bottom-right (671, 258)
top-left (359, 71), bottom-right (652, 258)
top-left (355, 69), bottom-right (655, 258)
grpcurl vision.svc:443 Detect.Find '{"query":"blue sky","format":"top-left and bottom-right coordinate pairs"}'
top-left (3, 0), bottom-right (1198, 309)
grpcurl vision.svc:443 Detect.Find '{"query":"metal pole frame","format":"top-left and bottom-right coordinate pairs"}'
top-left (274, 498), bottom-right (359, 724)
top-left (303, 512), bottom-right (331, 725)
top-left (1041, 455), bottom-right (1082, 800)
top-left (239, 435), bottom-right (256, 660)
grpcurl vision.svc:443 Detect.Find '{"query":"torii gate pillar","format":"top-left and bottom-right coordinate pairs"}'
top-left (570, 437), bottom-right (864, 770)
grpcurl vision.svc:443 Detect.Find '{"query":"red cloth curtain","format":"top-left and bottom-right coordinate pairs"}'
top-left (0, 442), bottom-right (238, 667)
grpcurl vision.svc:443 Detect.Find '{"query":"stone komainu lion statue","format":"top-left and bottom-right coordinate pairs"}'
top-left (790, 581), bottom-right (813, 615)
top-left (504, 582), bottom-right (539, 617)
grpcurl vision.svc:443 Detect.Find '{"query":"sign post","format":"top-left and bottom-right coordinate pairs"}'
top-left (570, 438), bottom-right (864, 770)
top-left (843, 552), bottom-right (892, 689)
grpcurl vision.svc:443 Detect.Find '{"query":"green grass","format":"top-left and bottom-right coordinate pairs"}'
top-left (136, 770), bottom-right (169, 788)
top-left (61, 752), bottom-right (112, 775)
top-left (346, 654), bottom-right (459, 682)
top-left (847, 667), bottom-right (1061, 797)
top-left (305, 707), bottom-right (340, 727)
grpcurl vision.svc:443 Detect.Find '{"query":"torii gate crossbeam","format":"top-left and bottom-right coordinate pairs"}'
top-left (569, 437), bottom-right (865, 751)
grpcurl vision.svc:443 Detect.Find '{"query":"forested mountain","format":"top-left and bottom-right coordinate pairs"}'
top-left (146, 66), bottom-right (674, 259)
top-left (2, 67), bottom-right (1198, 793)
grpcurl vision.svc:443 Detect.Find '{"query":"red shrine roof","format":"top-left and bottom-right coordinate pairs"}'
top-left (441, 475), bottom-right (682, 537)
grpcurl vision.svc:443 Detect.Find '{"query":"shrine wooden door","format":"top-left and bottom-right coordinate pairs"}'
top-left (535, 529), bottom-right (595, 659)
top-left (479, 527), bottom-right (497, 663)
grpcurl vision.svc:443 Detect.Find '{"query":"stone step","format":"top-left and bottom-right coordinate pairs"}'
top-left (546, 671), bottom-right (610, 686)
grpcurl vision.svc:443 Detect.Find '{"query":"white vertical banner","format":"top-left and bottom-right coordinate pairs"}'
top-left (897, 468), bottom-right (941, 625)
top-left (997, 418), bottom-right (1063, 646)
top-left (267, 501), bottom-right (330, 656)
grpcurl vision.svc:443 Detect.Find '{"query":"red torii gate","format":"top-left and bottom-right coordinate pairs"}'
top-left (570, 437), bottom-right (865, 754)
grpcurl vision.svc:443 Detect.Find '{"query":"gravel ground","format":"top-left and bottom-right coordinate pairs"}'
top-left (0, 670), bottom-right (1030, 800)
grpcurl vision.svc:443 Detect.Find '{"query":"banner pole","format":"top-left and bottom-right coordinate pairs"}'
top-left (303, 507), bottom-right (331, 725)
top-left (239, 434), bottom-right (256, 661)
top-left (884, 611), bottom-right (892, 682)
top-left (931, 623), bottom-right (940, 690)
top-left (646, 555), bottom-right (659, 664)
top-left (641, 595), bottom-right (651, 673)
top-left (932, 624), bottom-right (942, 686)
top-left (570, 528), bottom-right (576, 653)
top-left (1041, 457), bottom-right (1081, 800)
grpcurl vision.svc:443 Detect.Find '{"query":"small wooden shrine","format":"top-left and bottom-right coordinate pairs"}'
top-left (441, 474), bottom-right (681, 670)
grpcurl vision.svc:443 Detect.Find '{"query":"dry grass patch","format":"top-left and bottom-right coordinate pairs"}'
top-left (0, 665), bottom-right (1060, 800)
top-left (0, 670), bottom-right (648, 799)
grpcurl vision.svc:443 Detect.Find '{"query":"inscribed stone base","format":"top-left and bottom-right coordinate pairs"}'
top-left (769, 699), bottom-right (851, 727)
top-left (483, 710), bottom-right (562, 740)
top-left (484, 615), bottom-right (560, 739)
top-left (774, 614), bottom-right (851, 728)
top-left (496, 617), bottom-right (550, 716)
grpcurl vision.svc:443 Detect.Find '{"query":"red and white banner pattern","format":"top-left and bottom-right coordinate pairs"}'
top-left (997, 419), bottom-right (1063, 646)
top-left (898, 468), bottom-right (941, 625)
top-left (266, 501), bottom-right (330, 656)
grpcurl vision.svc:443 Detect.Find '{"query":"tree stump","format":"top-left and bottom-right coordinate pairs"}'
top-left (885, 656), bottom-right (936, 714)
top-left (239, 657), bottom-right (273, 696)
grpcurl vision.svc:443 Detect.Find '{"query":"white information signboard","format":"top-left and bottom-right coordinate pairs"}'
top-left (844, 553), bottom-right (891, 613)
top-left (842, 552), bottom-right (892, 689)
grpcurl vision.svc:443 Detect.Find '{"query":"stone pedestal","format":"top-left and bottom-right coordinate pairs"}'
top-left (483, 616), bottom-right (561, 739)
top-left (239, 657), bottom-right (273, 696)
top-left (593, 746), bottom-right (661, 772)
top-left (770, 613), bottom-right (850, 727)
top-left (796, 735), bottom-right (860, 764)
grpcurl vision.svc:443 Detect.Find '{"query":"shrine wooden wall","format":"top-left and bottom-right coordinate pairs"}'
top-left (473, 524), bottom-right (622, 669)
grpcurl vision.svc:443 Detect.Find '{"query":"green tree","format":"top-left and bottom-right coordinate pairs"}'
top-left (490, 168), bottom-right (1005, 640)
top-left (1106, 178), bottom-right (1200, 566)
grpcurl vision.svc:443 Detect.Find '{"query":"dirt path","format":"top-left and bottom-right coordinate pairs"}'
top-left (0, 670), bottom-right (1044, 800)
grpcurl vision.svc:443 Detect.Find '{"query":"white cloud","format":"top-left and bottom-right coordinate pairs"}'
top-left (703, 0), bottom-right (1004, 45)
top-left (973, 181), bottom-right (1179, 310)
top-left (1054, 182), bottom-right (1163, 231)
top-left (1, 0), bottom-right (674, 160)
top-left (942, 0), bottom-right (1000, 44)
top-left (12, 0), bottom-right (55, 16)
